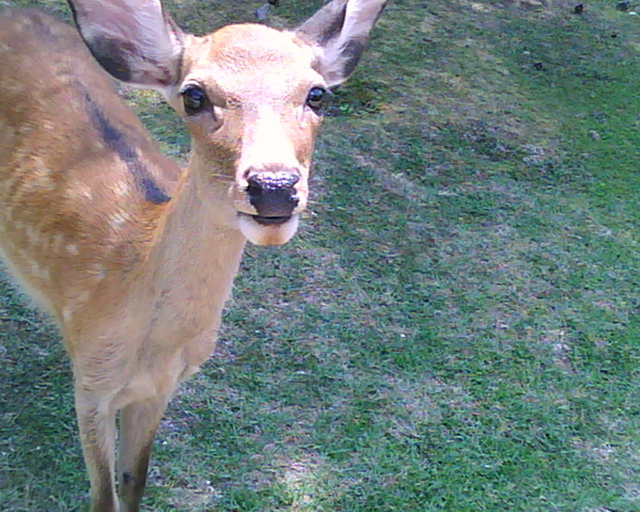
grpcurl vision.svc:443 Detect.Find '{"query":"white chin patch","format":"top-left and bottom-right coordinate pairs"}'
top-left (238, 214), bottom-right (300, 246)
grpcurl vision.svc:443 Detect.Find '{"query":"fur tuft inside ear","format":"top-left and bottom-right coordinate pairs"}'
top-left (296, 0), bottom-right (387, 87)
top-left (68, 0), bottom-right (184, 92)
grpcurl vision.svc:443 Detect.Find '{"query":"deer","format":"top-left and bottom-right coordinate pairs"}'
top-left (0, 0), bottom-right (387, 510)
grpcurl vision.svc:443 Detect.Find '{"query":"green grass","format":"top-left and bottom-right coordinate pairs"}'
top-left (2, 0), bottom-right (640, 510)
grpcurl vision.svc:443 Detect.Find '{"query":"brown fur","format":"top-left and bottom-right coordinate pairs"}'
top-left (0, 0), bottom-right (386, 509)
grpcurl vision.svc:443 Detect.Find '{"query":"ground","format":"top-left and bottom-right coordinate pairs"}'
top-left (1, 0), bottom-right (640, 510)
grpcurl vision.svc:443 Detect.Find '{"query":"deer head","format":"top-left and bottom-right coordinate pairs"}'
top-left (68, 0), bottom-right (387, 246)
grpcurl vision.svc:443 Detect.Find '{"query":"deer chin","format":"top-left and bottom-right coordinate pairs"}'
top-left (238, 213), bottom-right (300, 246)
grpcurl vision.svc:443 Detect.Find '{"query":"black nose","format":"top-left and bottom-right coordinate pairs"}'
top-left (245, 170), bottom-right (300, 217)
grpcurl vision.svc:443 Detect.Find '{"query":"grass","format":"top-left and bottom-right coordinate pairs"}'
top-left (2, 0), bottom-right (640, 510)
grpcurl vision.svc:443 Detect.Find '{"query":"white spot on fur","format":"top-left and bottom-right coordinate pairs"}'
top-left (112, 181), bottom-right (131, 197)
top-left (52, 234), bottom-right (64, 252)
top-left (30, 157), bottom-right (56, 190)
top-left (76, 291), bottom-right (90, 304)
top-left (25, 226), bottom-right (39, 244)
top-left (29, 260), bottom-right (50, 281)
top-left (109, 211), bottom-right (130, 229)
top-left (66, 244), bottom-right (79, 255)
top-left (91, 264), bottom-right (107, 283)
top-left (67, 184), bottom-right (93, 201)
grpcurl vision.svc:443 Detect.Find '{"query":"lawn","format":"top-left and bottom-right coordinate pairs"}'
top-left (1, 0), bottom-right (640, 510)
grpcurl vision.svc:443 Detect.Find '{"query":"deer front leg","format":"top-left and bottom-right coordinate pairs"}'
top-left (117, 341), bottom-right (215, 511)
top-left (118, 394), bottom-right (172, 512)
top-left (75, 390), bottom-right (119, 512)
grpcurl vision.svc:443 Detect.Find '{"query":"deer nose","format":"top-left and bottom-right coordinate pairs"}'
top-left (245, 169), bottom-right (300, 218)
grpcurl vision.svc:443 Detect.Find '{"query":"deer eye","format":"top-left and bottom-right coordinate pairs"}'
top-left (181, 84), bottom-right (209, 115)
top-left (306, 87), bottom-right (326, 111)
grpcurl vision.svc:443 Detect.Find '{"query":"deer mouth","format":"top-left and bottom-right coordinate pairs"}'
top-left (238, 212), bottom-right (293, 226)
top-left (251, 215), bottom-right (292, 226)
top-left (238, 212), bottom-right (300, 246)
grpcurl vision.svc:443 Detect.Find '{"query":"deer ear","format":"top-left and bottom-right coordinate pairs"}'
top-left (296, 0), bottom-right (387, 88)
top-left (67, 0), bottom-right (184, 93)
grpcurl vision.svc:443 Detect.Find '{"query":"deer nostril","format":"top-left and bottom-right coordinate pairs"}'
top-left (245, 172), bottom-right (300, 217)
top-left (246, 173), bottom-right (299, 194)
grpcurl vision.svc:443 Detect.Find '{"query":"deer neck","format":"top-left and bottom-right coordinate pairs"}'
top-left (138, 158), bottom-right (247, 337)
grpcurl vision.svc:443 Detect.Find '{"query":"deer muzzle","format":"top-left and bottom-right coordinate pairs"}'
top-left (245, 169), bottom-right (300, 224)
